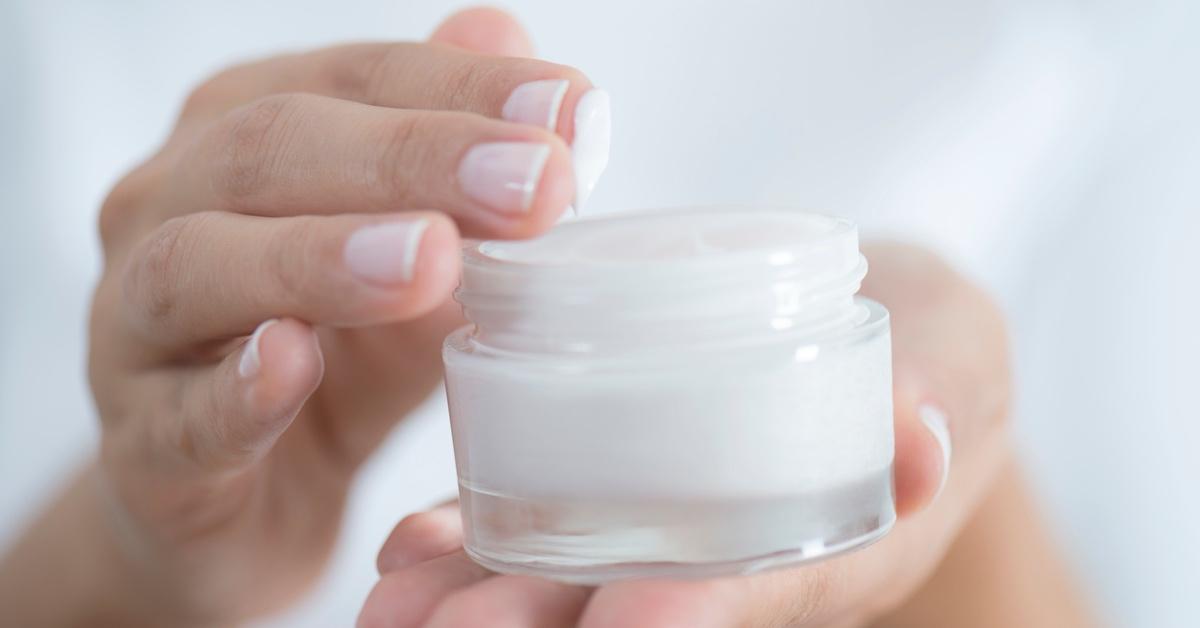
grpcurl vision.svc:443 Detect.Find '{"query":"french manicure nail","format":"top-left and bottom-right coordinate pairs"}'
top-left (459, 142), bottom-right (551, 215)
top-left (239, 319), bottom-right (278, 379)
top-left (344, 219), bottom-right (430, 286)
top-left (502, 79), bottom-right (569, 130)
top-left (570, 88), bottom-right (611, 213)
top-left (918, 403), bottom-right (953, 499)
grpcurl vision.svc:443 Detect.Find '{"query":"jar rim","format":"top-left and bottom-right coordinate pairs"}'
top-left (454, 207), bottom-right (871, 355)
top-left (463, 205), bottom-right (857, 277)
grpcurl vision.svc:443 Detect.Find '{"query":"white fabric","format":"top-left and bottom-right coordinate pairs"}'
top-left (1, 1), bottom-right (1196, 626)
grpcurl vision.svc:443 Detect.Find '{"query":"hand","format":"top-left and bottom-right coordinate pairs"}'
top-left (358, 242), bottom-right (1013, 628)
top-left (80, 8), bottom-right (597, 626)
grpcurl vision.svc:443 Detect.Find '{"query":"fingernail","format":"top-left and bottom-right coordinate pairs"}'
top-left (239, 319), bottom-right (278, 379)
top-left (344, 219), bottom-right (430, 286)
top-left (459, 142), bottom-right (551, 215)
top-left (918, 403), bottom-right (953, 499)
top-left (502, 79), bottom-right (569, 130)
top-left (570, 88), bottom-right (611, 213)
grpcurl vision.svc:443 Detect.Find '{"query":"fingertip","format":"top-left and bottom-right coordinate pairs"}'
top-left (407, 212), bottom-right (462, 308)
top-left (377, 505), bottom-right (464, 574)
top-left (206, 317), bottom-right (321, 465)
top-left (539, 139), bottom-right (577, 219)
top-left (430, 6), bottom-right (536, 57)
top-left (892, 402), bottom-right (950, 517)
top-left (251, 317), bottom-right (324, 418)
top-left (507, 138), bottom-right (574, 239)
top-left (340, 212), bottom-right (461, 323)
top-left (457, 132), bottom-right (572, 240)
top-left (552, 81), bottom-right (599, 145)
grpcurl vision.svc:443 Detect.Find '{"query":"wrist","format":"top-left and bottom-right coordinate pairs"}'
top-left (0, 465), bottom-right (207, 628)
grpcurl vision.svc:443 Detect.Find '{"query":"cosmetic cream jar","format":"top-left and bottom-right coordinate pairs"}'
top-left (443, 207), bottom-right (894, 583)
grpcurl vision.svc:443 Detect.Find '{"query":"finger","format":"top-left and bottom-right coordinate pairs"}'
top-left (578, 424), bottom-right (1013, 628)
top-left (891, 380), bottom-right (953, 516)
top-left (425, 575), bottom-right (591, 628)
top-left (170, 93), bottom-right (574, 236)
top-left (863, 243), bottom-right (1011, 516)
top-left (580, 555), bottom-right (872, 628)
top-left (325, 42), bottom-right (599, 146)
top-left (377, 503), bottom-right (464, 574)
top-left (121, 211), bottom-right (460, 354)
top-left (429, 6), bottom-right (536, 57)
top-left (357, 552), bottom-right (491, 628)
top-left (154, 318), bottom-right (324, 473)
top-left (183, 42), bottom-right (593, 142)
top-left (580, 522), bottom-right (964, 628)
top-left (579, 579), bottom-right (743, 628)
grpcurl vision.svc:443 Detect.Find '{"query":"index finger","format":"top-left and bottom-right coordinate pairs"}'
top-left (180, 41), bottom-right (610, 210)
top-left (184, 42), bottom-right (594, 141)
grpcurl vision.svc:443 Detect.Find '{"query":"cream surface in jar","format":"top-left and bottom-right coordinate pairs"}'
top-left (443, 207), bottom-right (894, 583)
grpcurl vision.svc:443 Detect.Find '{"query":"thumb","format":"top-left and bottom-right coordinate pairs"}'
top-left (169, 318), bottom-right (324, 473)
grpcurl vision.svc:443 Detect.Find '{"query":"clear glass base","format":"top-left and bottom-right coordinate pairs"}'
top-left (460, 467), bottom-right (895, 584)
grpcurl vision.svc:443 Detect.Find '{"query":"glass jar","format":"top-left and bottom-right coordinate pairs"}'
top-left (443, 207), bottom-right (894, 583)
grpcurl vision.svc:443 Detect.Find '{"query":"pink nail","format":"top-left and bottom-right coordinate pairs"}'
top-left (458, 142), bottom-right (550, 215)
top-left (344, 219), bottom-right (429, 286)
top-left (501, 79), bottom-right (570, 130)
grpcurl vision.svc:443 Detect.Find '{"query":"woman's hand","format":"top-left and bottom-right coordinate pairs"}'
top-left (1, 8), bottom-right (606, 627)
top-left (358, 242), bottom-right (1015, 628)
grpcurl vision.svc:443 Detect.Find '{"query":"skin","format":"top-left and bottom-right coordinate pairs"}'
top-left (0, 7), bottom-right (1095, 628)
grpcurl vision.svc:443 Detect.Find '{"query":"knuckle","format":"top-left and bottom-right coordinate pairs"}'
top-left (354, 43), bottom-right (417, 105)
top-left (124, 214), bottom-right (207, 328)
top-left (439, 58), bottom-right (498, 111)
top-left (325, 48), bottom-right (382, 101)
top-left (180, 59), bottom-right (266, 119)
top-left (180, 74), bottom-right (227, 119)
top-left (212, 93), bottom-right (305, 209)
top-left (375, 112), bottom-right (434, 205)
top-left (98, 163), bottom-right (156, 251)
top-left (267, 216), bottom-right (320, 306)
top-left (180, 65), bottom-right (249, 119)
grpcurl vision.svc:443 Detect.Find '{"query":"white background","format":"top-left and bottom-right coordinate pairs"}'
top-left (2, 1), bottom-right (1198, 626)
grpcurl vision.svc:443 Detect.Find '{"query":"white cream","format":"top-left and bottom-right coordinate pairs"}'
top-left (444, 207), bottom-right (894, 583)
top-left (569, 89), bottom-right (611, 212)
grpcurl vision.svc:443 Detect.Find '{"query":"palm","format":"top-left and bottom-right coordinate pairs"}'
top-left (304, 299), bottom-right (465, 470)
top-left (163, 302), bottom-right (465, 619)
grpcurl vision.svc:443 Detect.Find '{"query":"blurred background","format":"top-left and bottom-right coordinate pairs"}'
top-left (1, 1), bottom-right (1197, 625)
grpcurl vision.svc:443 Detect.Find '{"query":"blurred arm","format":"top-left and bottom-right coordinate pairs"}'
top-left (873, 455), bottom-right (1098, 628)
top-left (0, 468), bottom-right (163, 627)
